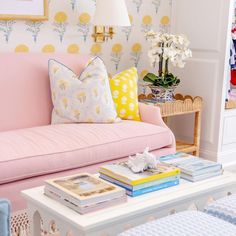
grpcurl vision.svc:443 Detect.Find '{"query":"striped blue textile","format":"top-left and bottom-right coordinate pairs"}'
top-left (0, 199), bottom-right (10, 236)
top-left (205, 194), bottom-right (236, 225)
top-left (119, 211), bottom-right (236, 236)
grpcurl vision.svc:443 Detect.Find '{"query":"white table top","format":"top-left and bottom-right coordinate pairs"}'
top-left (22, 171), bottom-right (236, 231)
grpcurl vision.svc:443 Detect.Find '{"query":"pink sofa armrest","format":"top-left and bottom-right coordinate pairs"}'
top-left (139, 102), bottom-right (166, 127)
top-left (139, 102), bottom-right (176, 150)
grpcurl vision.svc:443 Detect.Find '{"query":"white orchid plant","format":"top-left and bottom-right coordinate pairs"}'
top-left (144, 30), bottom-right (192, 88)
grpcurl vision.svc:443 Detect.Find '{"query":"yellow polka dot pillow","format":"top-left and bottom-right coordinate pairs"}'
top-left (49, 57), bottom-right (120, 124)
top-left (110, 67), bottom-right (140, 121)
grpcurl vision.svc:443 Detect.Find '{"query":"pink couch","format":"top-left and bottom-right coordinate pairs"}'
top-left (0, 53), bottom-right (175, 212)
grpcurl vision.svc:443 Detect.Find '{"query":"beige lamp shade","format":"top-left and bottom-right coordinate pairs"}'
top-left (93, 0), bottom-right (131, 27)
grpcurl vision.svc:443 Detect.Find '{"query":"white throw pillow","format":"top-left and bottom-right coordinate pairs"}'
top-left (49, 57), bottom-right (120, 124)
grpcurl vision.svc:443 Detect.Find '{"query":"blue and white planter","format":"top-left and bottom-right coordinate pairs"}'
top-left (149, 85), bottom-right (176, 102)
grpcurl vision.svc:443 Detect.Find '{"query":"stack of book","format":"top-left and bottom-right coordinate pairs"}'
top-left (160, 153), bottom-right (223, 182)
top-left (99, 162), bottom-right (180, 197)
top-left (44, 173), bottom-right (126, 214)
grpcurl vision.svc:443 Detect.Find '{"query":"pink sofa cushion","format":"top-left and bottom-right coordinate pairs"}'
top-left (0, 120), bottom-right (173, 184)
top-left (0, 53), bottom-right (90, 132)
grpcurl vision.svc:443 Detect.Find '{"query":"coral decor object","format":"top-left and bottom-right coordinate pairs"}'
top-left (127, 148), bottom-right (160, 173)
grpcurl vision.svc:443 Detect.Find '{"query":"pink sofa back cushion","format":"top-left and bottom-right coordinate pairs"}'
top-left (0, 53), bottom-right (90, 132)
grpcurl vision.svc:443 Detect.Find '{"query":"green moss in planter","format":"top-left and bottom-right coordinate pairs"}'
top-left (143, 73), bottom-right (180, 88)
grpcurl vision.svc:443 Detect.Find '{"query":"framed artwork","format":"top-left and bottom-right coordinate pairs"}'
top-left (0, 0), bottom-right (48, 20)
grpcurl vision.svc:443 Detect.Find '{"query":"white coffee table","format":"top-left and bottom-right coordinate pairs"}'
top-left (22, 172), bottom-right (236, 236)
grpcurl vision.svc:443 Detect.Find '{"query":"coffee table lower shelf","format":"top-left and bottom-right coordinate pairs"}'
top-left (22, 172), bottom-right (236, 236)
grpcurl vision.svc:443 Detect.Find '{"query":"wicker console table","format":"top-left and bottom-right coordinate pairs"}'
top-left (139, 93), bottom-right (203, 156)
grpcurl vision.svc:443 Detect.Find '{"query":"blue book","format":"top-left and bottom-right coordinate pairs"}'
top-left (127, 180), bottom-right (179, 197)
top-left (160, 152), bottom-right (185, 161)
top-left (100, 174), bottom-right (180, 191)
top-left (160, 153), bottom-right (222, 176)
top-left (181, 170), bottom-right (222, 182)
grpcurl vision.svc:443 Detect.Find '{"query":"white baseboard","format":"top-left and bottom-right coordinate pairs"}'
top-left (200, 148), bottom-right (236, 168)
top-left (218, 150), bottom-right (236, 168)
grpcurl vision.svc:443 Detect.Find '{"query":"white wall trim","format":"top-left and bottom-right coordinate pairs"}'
top-left (200, 147), bottom-right (236, 168)
top-left (218, 149), bottom-right (236, 167)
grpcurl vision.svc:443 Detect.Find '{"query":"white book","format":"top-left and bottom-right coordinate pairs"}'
top-left (44, 173), bottom-right (125, 206)
top-left (181, 170), bottom-right (223, 182)
top-left (160, 153), bottom-right (222, 176)
top-left (44, 188), bottom-right (127, 214)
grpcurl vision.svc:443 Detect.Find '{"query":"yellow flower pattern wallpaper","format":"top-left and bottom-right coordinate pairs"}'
top-left (0, 0), bottom-right (172, 83)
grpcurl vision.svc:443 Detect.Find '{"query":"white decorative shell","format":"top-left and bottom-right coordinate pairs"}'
top-left (127, 147), bottom-right (160, 173)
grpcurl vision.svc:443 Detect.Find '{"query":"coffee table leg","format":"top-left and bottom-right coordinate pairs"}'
top-left (28, 204), bottom-right (80, 236)
top-left (28, 206), bottom-right (41, 236)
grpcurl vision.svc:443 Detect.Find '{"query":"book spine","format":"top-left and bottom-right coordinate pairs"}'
top-left (126, 180), bottom-right (179, 197)
top-left (133, 176), bottom-right (179, 190)
top-left (131, 169), bottom-right (180, 185)
top-left (100, 174), bottom-right (179, 191)
top-left (184, 165), bottom-right (222, 176)
top-left (45, 183), bottom-right (125, 206)
top-left (181, 170), bottom-right (222, 182)
top-left (100, 174), bottom-right (131, 190)
top-left (99, 168), bottom-right (180, 186)
top-left (99, 169), bottom-right (132, 185)
top-left (44, 188), bottom-right (83, 214)
top-left (45, 188), bottom-right (127, 214)
top-left (45, 184), bottom-right (82, 205)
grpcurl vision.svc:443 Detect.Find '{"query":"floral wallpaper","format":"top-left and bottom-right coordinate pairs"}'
top-left (0, 0), bottom-right (172, 83)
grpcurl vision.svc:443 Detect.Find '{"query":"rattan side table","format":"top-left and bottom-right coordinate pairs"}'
top-left (139, 93), bottom-right (203, 156)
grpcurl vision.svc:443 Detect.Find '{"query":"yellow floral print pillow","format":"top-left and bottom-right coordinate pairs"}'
top-left (110, 67), bottom-right (140, 121)
top-left (49, 57), bottom-right (120, 124)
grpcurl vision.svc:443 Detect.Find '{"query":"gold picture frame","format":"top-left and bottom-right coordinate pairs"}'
top-left (0, 0), bottom-right (48, 21)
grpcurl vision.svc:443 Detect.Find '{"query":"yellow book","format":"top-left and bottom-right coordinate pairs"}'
top-left (99, 163), bottom-right (180, 186)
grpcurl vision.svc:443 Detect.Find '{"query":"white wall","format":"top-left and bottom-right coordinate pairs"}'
top-left (170, 0), bottom-right (235, 166)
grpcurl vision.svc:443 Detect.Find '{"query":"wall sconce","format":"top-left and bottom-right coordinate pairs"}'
top-left (92, 0), bottom-right (131, 43)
